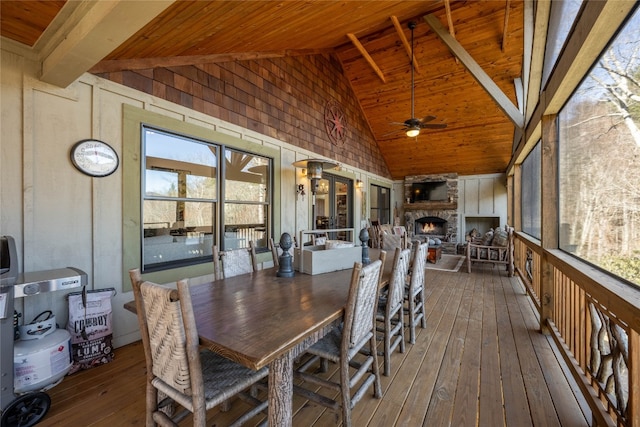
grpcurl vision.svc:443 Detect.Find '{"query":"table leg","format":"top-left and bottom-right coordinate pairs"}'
top-left (268, 352), bottom-right (293, 426)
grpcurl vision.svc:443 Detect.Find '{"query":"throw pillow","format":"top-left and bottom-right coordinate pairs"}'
top-left (482, 229), bottom-right (494, 246)
top-left (492, 229), bottom-right (509, 247)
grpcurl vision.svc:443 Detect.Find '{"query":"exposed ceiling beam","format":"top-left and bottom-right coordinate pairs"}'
top-left (502, 0), bottom-right (511, 52)
top-left (390, 15), bottom-right (420, 74)
top-left (40, 0), bottom-right (175, 88)
top-left (544, 0), bottom-right (637, 112)
top-left (444, 0), bottom-right (459, 64)
top-left (521, 0), bottom-right (535, 124)
top-left (90, 49), bottom-right (333, 73)
top-left (423, 13), bottom-right (524, 129)
top-left (346, 33), bottom-right (386, 84)
top-left (510, 0), bottom-right (637, 174)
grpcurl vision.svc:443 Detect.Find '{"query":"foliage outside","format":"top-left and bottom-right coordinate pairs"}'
top-left (558, 10), bottom-right (640, 288)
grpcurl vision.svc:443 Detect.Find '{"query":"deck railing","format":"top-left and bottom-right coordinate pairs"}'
top-left (514, 234), bottom-right (542, 310)
top-left (514, 233), bottom-right (639, 427)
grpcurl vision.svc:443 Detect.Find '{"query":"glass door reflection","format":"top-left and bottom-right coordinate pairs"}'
top-left (314, 174), bottom-right (353, 241)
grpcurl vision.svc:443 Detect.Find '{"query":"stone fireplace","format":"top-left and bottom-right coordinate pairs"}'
top-left (404, 173), bottom-right (458, 254)
top-left (414, 216), bottom-right (448, 238)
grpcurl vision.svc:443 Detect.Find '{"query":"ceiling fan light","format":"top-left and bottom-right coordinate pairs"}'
top-left (406, 127), bottom-right (420, 137)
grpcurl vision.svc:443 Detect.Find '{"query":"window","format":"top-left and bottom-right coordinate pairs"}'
top-left (142, 127), bottom-right (272, 272)
top-left (223, 149), bottom-right (271, 251)
top-left (521, 141), bottom-right (541, 240)
top-left (558, 7), bottom-right (640, 286)
top-left (370, 184), bottom-right (390, 225)
top-left (542, 0), bottom-right (582, 88)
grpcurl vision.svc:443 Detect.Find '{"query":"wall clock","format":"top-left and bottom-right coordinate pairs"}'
top-left (70, 139), bottom-right (119, 177)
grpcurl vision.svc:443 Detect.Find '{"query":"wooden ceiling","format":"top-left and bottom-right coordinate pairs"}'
top-left (0, 0), bottom-right (523, 180)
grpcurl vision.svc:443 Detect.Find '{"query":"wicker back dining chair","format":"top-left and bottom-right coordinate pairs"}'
top-left (294, 259), bottom-right (384, 427)
top-left (128, 269), bottom-right (268, 427)
top-left (249, 238), bottom-right (280, 269)
top-left (213, 244), bottom-right (256, 280)
top-left (406, 242), bottom-right (428, 344)
top-left (376, 247), bottom-right (411, 376)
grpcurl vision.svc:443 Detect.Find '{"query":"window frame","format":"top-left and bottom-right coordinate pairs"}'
top-left (369, 183), bottom-right (391, 225)
top-left (555, 6), bottom-right (640, 287)
top-left (520, 141), bottom-right (542, 240)
top-left (122, 105), bottom-right (280, 290)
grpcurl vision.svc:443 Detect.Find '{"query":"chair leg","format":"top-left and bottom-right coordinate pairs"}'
top-left (419, 290), bottom-right (427, 329)
top-left (146, 383), bottom-right (157, 427)
top-left (398, 310), bottom-right (406, 353)
top-left (340, 358), bottom-right (352, 427)
top-left (407, 296), bottom-right (417, 344)
top-left (370, 335), bottom-right (382, 399)
top-left (384, 317), bottom-right (391, 376)
top-left (320, 357), bottom-right (329, 373)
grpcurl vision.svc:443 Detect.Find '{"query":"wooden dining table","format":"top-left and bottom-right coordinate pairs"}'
top-left (125, 250), bottom-right (391, 426)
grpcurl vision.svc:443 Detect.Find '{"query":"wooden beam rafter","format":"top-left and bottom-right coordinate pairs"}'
top-left (346, 33), bottom-right (386, 83)
top-left (502, 0), bottom-right (511, 52)
top-left (40, 0), bottom-right (175, 87)
top-left (444, 0), bottom-right (459, 64)
top-left (90, 49), bottom-right (333, 73)
top-left (423, 13), bottom-right (524, 129)
top-left (390, 15), bottom-right (420, 74)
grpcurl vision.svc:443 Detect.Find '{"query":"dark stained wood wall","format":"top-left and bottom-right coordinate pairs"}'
top-left (95, 54), bottom-right (391, 178)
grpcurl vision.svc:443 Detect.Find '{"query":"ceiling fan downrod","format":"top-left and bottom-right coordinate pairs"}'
top-left (407, 21), bottom-right (420, 137)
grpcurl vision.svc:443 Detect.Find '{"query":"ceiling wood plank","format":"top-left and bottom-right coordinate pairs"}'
top-left (2, 0), bottom-right (525, 178)
top-left (423, 13), bottom-right (524, 129)
top-left (346, 33), bottom-right (386, 84)
top-left (390, 15), bottom-right (420, 74)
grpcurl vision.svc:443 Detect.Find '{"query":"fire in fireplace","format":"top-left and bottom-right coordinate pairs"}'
top-left (415, 216), bottom-right (447, 236)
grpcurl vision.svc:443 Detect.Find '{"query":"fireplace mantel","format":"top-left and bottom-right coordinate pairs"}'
top-left (404, 201), bottom-right (457, 211)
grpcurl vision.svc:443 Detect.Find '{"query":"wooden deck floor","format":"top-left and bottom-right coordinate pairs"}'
top-left (39, 263), bottom-right (590, 426)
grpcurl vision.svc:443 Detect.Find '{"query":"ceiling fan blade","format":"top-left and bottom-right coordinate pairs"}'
top-left (419, 115), bottom-right (436, 123)
top-left (389, 121), bottom-right (409, 127)
top-left (420, 123), bottom-right (448, 129)
top-left (380, 129), bottom-right (404, 137)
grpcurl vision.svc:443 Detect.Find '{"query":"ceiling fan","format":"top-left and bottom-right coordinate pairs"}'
top-left (392, 21), bottom-right (447, 137)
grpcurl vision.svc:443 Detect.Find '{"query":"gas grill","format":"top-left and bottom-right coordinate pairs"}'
top-left (1, 236), bottom-right (86, 427)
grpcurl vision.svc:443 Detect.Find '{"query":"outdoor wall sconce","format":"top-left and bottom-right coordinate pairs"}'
top-left (355, 179), bottom-right (363, 189)
top-left (292, 158), bottom-right (339, 227)
top-left (291, 159), bottom-right (339, 195)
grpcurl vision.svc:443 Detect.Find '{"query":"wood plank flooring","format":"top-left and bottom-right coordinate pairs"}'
top-left (38, 263), bottom-right (590, 426)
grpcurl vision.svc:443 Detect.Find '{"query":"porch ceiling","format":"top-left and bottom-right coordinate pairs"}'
top-left (0, 0), bottom-right (523, 180)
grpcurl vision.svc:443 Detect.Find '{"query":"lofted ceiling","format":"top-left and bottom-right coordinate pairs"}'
top-left (0, 0), bottom-right (524, 180)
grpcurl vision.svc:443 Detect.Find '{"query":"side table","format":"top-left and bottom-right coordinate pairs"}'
top-left (427, 245), bottom-right (442, 264)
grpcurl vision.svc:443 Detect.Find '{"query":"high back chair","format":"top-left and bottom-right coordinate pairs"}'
top-left (249, 238), bottom-right (280, 269)
top-left (268, 237), bottom-right (280, 267)
top-left (128, 269), bottom-right (268, 427)
top-left (376, 247), bottom-right (411, 376)
top-left (406, 242), bottom-right (428, 344)
top-left (213, 244), bottom-right (256, 280)
top-left (294, 259), bottom-right (384, 427)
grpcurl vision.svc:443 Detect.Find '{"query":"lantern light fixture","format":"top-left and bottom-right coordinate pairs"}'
top-left (292, 159), bottom-right (339, 194)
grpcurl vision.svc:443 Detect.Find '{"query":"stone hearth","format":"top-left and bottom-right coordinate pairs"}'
top-left (404, 173), bottom-right (458, 254)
